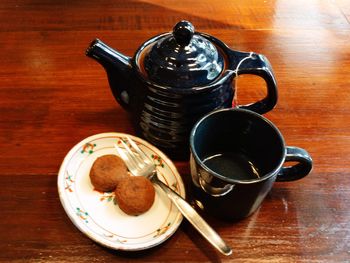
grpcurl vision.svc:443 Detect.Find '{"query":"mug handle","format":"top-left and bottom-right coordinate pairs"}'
top-left (229, 51), bottom-right (278, 114)
top-left (276, 146), bottom-right (313, 182)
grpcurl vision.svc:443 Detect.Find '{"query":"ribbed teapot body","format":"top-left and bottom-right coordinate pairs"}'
top-left (132, 80), bottom-right (234, 159)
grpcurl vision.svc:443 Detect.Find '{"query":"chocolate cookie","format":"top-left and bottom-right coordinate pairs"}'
top-left (89, 154), bottom-right (129, 192)
top-left (115, 176), bottom-right (155, 216)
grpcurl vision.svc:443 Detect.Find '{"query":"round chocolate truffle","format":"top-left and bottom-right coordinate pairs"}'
top-left (115, 176), bottom-right (155, 216)
top-left (89, 154), bottom-right (129, 192)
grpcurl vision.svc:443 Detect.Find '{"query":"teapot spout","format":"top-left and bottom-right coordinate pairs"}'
top-left (86, 39), bottom-right (131, 69)
top-left (86, 39), bottom-right (133, 109)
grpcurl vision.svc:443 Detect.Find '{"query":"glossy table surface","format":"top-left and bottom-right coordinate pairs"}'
top-left (1, 0), bottom-right (350, 262)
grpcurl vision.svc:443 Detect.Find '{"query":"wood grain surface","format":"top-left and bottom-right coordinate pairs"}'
top-left (0, 0), bottom-right (350, 262)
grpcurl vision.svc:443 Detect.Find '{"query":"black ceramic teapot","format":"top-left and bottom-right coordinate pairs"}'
top-left (86, 21), bottom-right (278, 159)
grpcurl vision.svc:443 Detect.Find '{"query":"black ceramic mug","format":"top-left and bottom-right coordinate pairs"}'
top-left (189, 108), bottom-right (313, 220)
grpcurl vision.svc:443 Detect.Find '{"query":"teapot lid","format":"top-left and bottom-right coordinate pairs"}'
top-left (142, 21), bottom-right (224, 88)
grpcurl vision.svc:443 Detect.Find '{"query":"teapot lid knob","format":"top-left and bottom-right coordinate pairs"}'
top-left (173, 21), bottom-right (194, 46)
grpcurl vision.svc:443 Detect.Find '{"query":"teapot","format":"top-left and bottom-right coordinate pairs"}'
top-left (86, 21), bottom-right (278, 159)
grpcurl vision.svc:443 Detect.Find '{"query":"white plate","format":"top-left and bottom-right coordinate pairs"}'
top-left (57, 132), bottom-right (185, 251)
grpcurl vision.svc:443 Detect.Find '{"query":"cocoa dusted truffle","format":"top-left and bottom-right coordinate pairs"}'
top-left (89, 155), bottom-right (129, 192)
top-left (115, 176), bottom-right (155, 216)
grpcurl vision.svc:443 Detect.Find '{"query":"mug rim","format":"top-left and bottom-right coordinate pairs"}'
top-left (189, 108), bottom-right (286, 184)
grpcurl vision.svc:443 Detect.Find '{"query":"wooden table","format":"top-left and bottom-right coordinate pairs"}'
top-left (1, 0), bottom-right (350, 262)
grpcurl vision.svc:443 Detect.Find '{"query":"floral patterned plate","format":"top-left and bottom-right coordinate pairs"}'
top-left (57, 132), bottom-right (185, 251)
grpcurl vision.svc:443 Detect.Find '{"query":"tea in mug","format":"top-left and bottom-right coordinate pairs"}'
top-left (202, 151), bottom-right (261, 180)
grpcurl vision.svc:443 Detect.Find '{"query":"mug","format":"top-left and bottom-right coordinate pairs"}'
top-left (189, 108), bottom-right (313, 220)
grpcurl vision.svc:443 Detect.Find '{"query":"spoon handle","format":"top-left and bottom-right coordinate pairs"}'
top-left (152, 175), bottom-right (232, 256)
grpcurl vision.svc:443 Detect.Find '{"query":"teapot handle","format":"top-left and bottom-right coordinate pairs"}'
top-left (229, 51), bottom-right (278, 114)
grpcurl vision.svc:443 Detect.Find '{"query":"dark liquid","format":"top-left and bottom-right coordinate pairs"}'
top-left (203, 152), bottom-right (261, 180)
